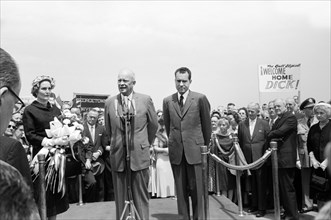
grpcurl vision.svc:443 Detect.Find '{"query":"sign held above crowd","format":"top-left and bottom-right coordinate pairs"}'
top-left (258, 64), bottom-right (301, 93)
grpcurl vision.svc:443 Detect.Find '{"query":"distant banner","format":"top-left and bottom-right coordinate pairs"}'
top-left (72, 93), bottom-right (110, 110)
top-left (258, 64), bottom-right (301, 92)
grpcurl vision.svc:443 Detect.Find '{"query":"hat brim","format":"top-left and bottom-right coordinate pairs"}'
top-left (303, 104), bottom-right (315, 109)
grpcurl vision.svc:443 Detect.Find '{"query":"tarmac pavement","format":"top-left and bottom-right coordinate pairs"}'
top-left (57, 195), bottom-right (318, 220)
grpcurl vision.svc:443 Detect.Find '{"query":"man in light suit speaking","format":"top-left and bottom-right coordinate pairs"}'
top-left (104, 69), bottom-right (158, 220)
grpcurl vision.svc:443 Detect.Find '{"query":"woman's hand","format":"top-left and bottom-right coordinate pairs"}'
top-left (41, 137), bottom-right (55, 147)
top-left (309, 152), bottom-right (320, 169)
top-left (320, 159), bottom-right (328, 170)
top-left (53, 136), bottom-right (69, 146)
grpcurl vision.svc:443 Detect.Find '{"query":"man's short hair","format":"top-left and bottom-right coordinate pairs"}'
top-left (0, 161), bottom-right (36, 220)
top-left (174, 67), bottom-right (192, 80)
top-left (0, 48), bottom-right (20, 88)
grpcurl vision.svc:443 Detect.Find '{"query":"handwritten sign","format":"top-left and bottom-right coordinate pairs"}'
top-left (258, 64), bottom-right (301, 92)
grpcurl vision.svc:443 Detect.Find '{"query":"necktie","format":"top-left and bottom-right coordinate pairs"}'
top-left (307, 118), bottom-right (311, 128)
top-left (179, 95), bottom-right (184, 112)
top-left (90, 126), bottom-right (95, 143)
top-left (123, 96), bottom-right (128, 114)
top-left (269, 119), bottom-right (274, 130)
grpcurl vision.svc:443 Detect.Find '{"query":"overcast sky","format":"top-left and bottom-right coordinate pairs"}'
top-left (1, 1), bottom-right (330, 110)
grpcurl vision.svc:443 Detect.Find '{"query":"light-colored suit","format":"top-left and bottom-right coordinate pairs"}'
top-left (104, 92), bottom-right (158, 220)
top-left (163, 90), bottom-right (211, 220)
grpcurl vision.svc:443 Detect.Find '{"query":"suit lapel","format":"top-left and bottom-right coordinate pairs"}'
top-left (116, 94), bottom-right (124, 117)
top-left (244, 119), bottom-right (251, 139)
top-left (273, 113), bottom-right (285, 129)
top-left (181, 91), bottom-right (193, 117)
top-left (171, 94), bottom-right (182, 117)
top-left (251, 119), bottom-right (260, 140)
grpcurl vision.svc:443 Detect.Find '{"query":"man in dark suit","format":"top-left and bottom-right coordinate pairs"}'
top-left (0, 48), bottom-right (37, 215)
top-left (163, 67), bottom-right (212, 220)
top-left (82, 109), bottom-right (107, 202)
top-left (0, 48), bottom-right (33, 190)
top-left (238, 102), bottom-right (270, 217)
top-left (268, 98), bottom-right (299, 220)
top-left (104, 69), bottom-right (158, 220)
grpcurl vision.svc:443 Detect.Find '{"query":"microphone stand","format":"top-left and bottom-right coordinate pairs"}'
top-left (117, 99), bottom-right (141, 220)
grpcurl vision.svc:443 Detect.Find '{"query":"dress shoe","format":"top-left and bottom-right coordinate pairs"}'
top-left (256, 210), bottom-right (266, 217)
top-left (247, 207), bottom-right (258, 213)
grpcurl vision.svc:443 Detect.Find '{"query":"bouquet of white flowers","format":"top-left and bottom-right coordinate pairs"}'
top-left (31, 113), bottom-right (89, 198)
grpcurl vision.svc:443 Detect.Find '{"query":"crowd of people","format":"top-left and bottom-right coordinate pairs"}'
top-left (1, 47), bottom-right (331, 220)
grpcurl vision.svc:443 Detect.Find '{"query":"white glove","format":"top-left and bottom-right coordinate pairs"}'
top-left (320, 159), bottom-right (328, 171)
top-left (309, 152), bottom-right (320, 169)
top-left (53, 136), bottom-right (69, 146)
top-left (41, 138), bottom-right (54, 147)
top-left (296, 160), bottom-right (301, 169)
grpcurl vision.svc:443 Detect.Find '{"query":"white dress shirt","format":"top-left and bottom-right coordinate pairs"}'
top-left (249, 118), bottom-right (257, 137)
top-left (177, 90), bottom-right (189, 106)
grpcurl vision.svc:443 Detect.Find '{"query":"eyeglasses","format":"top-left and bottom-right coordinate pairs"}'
top-left (0, 86), bottom-right (25, 113)
top-left (8, 124), bottom-right (17, 129)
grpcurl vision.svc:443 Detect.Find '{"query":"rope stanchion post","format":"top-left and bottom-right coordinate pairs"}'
top-left (38, 154), bottom-right (47, 220)
top-left (201, 145), bottom-right (210, 220)
top-left (215, 162), bottom-right (220, 196)
top-left (233, 137), bottom-right (244, 217)
top-left (270, 141), bottom-right (280, 220)
top-left (77, 174), bottom-right (84, 206)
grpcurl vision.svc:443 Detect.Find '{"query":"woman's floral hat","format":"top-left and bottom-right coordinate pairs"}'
top-left (32, 75), bottom-right (55, 88)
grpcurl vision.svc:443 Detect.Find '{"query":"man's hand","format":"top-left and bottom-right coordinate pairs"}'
top-left (85, 159), bottom-right (92, 170)
top-left (92, 151), bottom-right (101, 161)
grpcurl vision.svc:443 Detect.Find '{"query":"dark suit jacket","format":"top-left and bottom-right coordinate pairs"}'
top-left (104, 92), bottom-right (158, 172)
top-left (0, 136), bottom-right (33, 190)
top-left (163, 90), bottom-right (212, 165)
top-left (83, 123), bottom-right (107, 160)
top-left (238, 118), bottom-right (270, 164)
top-left (267, 111), bottom-right (298, 168)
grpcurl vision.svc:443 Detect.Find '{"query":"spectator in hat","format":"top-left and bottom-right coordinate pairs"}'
top-left (296, 98), bottom-right (318, 213)
top-left (23, 75), bottom-right (69, 219)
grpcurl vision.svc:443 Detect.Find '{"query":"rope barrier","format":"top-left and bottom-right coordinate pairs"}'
top-left (209, 148), bottom-right (272, 171)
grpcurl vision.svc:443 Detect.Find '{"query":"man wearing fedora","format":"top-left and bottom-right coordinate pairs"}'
top-left (297, 98), bottom-right (318, 213)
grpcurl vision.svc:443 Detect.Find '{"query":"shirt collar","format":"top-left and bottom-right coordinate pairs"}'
top-left (249, 117), bottom-right (257, 123)
top-left (121, 92), bottom-right (133, 102)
